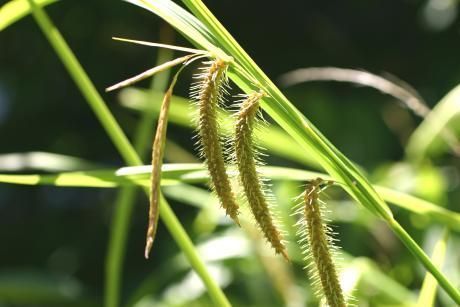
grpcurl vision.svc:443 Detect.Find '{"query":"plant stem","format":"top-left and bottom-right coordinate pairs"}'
top-left (159, 194), bottom-right (231, 306)
top-left (26, 1), bottom-right (231, 306)
top-left (105, 187), bottom-right (138, 307)
top-left (388, 219), bottom-right (460, 304)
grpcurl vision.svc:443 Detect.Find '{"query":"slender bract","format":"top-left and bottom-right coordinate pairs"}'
top-left (234, 91), bottom-right (288, 260)
top-left (192, 59), bottom-right (240, 224)
top-left (296, 178), bottom-right (346, 307)
top-left (106, 54), bottom-right (195, 92)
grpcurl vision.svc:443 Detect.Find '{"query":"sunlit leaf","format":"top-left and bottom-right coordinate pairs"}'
top-left (1, 164), bottom-right (459, 231)
top-left (0, 0), bottom-right (57, 31)
top-left (0, 151), bottom-right (103, 172)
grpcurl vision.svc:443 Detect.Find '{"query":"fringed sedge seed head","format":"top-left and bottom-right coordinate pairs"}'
top-left (191, 59), bottom-right (240, 225)
top-left (233, 91), bottom-right (289, 260)
top-left (295, 178), bottom-right (347, 307)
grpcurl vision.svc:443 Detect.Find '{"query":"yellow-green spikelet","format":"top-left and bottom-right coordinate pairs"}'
top-left (192, 59), bottom-right (240, 224)
top-left (299, 178), bottom-right (346, 307)
top-left (234, 92), bottom-right (288, 260)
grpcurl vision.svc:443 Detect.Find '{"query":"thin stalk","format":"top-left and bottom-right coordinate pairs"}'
top-left (26, 1), bottom-right (230, 306)
top-left (105, 26), bottom-right (174, 307)
top-left (105, 187), bottom-right (138, 307)
top-left (388, 219), bottom-right (460, 304)
top-left (159, 193), bottom-right (230, 306)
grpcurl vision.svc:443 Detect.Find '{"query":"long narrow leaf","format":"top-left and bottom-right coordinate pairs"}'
top-left (2, 164), bottom-right (460, 231)
top-left (406, 84), bottom-right (460, 161)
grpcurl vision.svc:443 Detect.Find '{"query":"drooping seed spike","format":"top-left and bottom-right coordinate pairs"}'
top-left (145, 67), bottom-right (185, 259)
top-left (296, 178), bottom-right (347, 307)
top-left (192, 59), bottom-right (240, 225)
top-left (234, 91), bottom-right (288, 260)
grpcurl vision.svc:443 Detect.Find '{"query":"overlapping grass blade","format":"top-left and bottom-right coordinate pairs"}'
top-left (2, 164), bottom-right (460, 232)
top-left (0, 151), bottom-right (102, 171)
top-left (406, 84), bottom-right (460, 161)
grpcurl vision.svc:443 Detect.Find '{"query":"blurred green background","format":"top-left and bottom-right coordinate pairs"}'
top-left (1, 0), bottom-right (460, 306)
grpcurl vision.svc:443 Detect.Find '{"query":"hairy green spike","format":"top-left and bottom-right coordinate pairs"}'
top-left (234, 91), bottom-right (288, 260)
top-left (299, 178), bottom-right (347, 307)
top-left (193, 59), bottom-right (240, 224)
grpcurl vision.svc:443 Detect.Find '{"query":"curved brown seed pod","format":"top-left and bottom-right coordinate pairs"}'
top-left (192, 59), bottom-right (240, 224)
top-left (297, 178), bottom-right (347, 307)
top-left (234, 91), bottom-right (288, 260)
top-left (145, 67), bottom-right (185, 259)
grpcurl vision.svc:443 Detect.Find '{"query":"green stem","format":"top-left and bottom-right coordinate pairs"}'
top-left (159, 194), bottom-right (231, 307)
top-left (26, 1), bottom-right (230, 306)
top-left (105, 187), bottom-right (138, 307)
top-left (388, 219), bottom-right (460, 304)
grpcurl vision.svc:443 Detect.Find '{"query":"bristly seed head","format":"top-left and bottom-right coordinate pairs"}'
top-left (192, 59), bottom-right (240, 225)
top-left (295, 178), bottom-right (347, 307)
top-left (234, 91), bottom-right (289, 261)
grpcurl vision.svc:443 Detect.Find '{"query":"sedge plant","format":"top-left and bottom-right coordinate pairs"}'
top-left (2, 0), bottom-right (460, 306)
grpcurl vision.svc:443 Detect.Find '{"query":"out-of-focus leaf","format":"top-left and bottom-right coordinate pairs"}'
top-left (0, 170), bottom-right (141, 187)
top-left (417, 229), bottom-right (449, 307)
top-left (373, 162), bottom-right (447, 206)
top-left (0, 152), bottom-right (103, 172)
top-left (119, 87), bottom-right (319, 167)
top-left (0, 0), bottom-right (57, 31)
top-left (0, 270), bottom-right (86, 305)
top-left (345, 258), bottom-right (416, 304)
top-left (406, 84), bottom-right (460, 160)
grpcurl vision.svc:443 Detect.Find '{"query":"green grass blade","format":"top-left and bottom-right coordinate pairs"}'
top-left (126, 0), bottom-right (216, 52)
top-left (0, 170), bottom-right (136, 187)
top-left (406, 84), bottom-right (460, 161)
top-left (417, 229), bottom-right (450, 307)
top-left (105, 187), bottom-right (138, 307)
top-left (25, 1), bottom-right (230, 306)
top-left (3, 164), bottom-right (460, 232)
top-left (0, 151), bottom-right (102, 171)
top-left (0, 0), bottom-right (56, 31)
